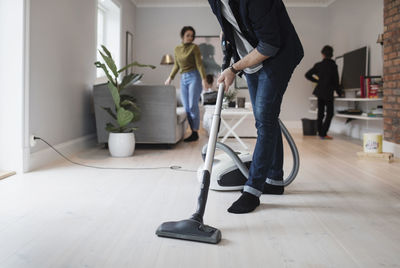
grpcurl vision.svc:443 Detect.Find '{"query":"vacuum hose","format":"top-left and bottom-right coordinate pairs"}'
top-left (201, 119), bottom-right (300, 187)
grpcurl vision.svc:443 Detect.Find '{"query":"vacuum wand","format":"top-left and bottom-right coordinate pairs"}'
top-left (191, 83), bottom-right (225, 223)
top-left (155, 84), bottom-right (224, 244)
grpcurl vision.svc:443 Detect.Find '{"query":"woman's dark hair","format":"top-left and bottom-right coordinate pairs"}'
top-left (321, 45), bottom-right (333, 58)
top-left (180, 26), bottom-right (196, 40)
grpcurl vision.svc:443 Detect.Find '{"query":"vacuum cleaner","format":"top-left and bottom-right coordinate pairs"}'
top-left (196, 34), bottom-right (299, 190)
top-left (155, 83), bottom-right (226, 244)
top-left (156, 81), bottom-right (300, 244)
top-left (198, 118), bottom-right (300, 191)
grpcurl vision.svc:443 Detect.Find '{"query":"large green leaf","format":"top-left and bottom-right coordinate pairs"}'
top-left (120, 73), bottom-right (142, 90)
top-left (119, 73), bottom-right (143, 88)
top-left (99, 51), bottom-right (118, 79)
top-left (120, 126), bottom-right (137, 133)
top-left (120, 99), bottom-right (136, 108)
top-left (105, 121), bottom-right (137, 133)
top-left (101, 106), bottom-right (117, 120)
top-left (131, 74), bottom-right (143, 85)
top-left (117, 107), bottom-right (134, 127)
top-left (120, 94), bottom-right (137, 104)
top-left (94, 61), bottom-right (116, 87)
top-left (107, 82), bottom-right (120, 110)
top-left (132, 109), bottom-right (140, 122)
top-left (120, 95), bottom-right (140, 122)
top-left (105, 123), bottom-right (119, 132)
top-left (101, 45), bottom-right (112, 59)
top-left (118, 61), bottom-right (156, 74)
top-left (120, 74), bottom-right (134, 90)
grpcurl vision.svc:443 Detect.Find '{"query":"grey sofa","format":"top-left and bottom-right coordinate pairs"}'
top-left (93, 84), bottom-right (187, 144)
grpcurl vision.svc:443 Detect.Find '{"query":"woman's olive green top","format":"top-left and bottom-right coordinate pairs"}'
top-left (169, 42), bottom-right (206, 80)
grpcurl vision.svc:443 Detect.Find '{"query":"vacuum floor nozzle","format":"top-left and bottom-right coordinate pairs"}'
top-left (156, 219), bottom-right (221, 244)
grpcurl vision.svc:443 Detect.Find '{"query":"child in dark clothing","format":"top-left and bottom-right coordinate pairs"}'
top-left (205, 74), bottom-right (215, 92)
top-left (305, 45), bottom-right (341, 139)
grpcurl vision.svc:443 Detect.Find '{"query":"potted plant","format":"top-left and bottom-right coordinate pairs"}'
top-left (224, 88), bottom-right (238, 108)
top-left (95, 45), bottom-right (155, 157)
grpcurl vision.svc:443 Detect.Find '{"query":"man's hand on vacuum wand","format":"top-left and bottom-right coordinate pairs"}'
top-left (217, 65), bottom-right (236, 91)
top-left (217, 48), bottom-right (269, 91)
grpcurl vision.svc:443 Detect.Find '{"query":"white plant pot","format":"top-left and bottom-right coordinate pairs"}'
top-left (108, 132), bottom-right (135, 157)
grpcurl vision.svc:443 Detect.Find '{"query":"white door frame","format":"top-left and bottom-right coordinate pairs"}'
top-left (23, 0), bottom-right (31, 172)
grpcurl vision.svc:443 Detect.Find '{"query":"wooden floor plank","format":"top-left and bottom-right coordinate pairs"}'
top-left (0, 130), bottom-right (399, 267)
top-left (0, 170), bottom-right (16, 180)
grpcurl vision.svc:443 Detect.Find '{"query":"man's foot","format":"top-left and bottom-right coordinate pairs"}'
top-left (227, 192), bottom-right (260, 214)
top-left (263, 184), bottom-right (284, 195)
top-left (184, 131), bottom-right (199, 142)
top-left (320, 135), bottom-right (333, 140)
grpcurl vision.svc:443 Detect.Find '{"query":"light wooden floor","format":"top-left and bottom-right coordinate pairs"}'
top-left (0, 170), bottom-right (16, 181)
top-left (0, 129), bottom-right (400, 268)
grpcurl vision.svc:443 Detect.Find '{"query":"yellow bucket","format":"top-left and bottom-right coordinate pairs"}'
top-left (363, 133), bottom-right (382, 153)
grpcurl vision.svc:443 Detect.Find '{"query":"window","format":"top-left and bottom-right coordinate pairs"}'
top-left (97, 0), bottom-right (121, 78)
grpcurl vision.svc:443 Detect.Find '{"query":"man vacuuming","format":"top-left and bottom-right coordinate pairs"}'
top-left (208, 0), bottom-right (304, 213)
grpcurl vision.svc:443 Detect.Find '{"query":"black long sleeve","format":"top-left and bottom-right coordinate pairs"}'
top-left (305, 65), bottom-right (318, 83)
top-left (306, 59), bottom-right (340, 100)
top-left (221, 35), bottom-right (233, 71)
top-left (333, 65), bottom-right (341, 97)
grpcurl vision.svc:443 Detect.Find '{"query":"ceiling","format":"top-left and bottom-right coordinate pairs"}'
top-left (132, 0), bottom-right (336, 8)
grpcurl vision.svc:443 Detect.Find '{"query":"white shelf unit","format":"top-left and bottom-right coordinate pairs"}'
top-left (308, 97), bottom-right (382, 102)
top-left (335, 114), bottom-right (382, 120)
top-left (335, 98), bottom-right (382, 102)
top-left (308, 97), bottom-right (383, 120)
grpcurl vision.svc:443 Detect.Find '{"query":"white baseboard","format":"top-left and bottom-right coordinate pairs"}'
top-left (383, 140), bottom-right (400, 158)
top-left (28, 134), bottom-right (97, 172)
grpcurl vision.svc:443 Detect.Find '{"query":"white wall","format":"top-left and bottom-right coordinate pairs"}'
top-left (28, 0), bottom-right (137, 155)
top-left (135, 7), bottom-right (220, 86)
top-left (120, 0), bottom-right (137, 69)
top-left (283, 7), bottom-right (329, 121)
top-left (135, 6), bottom-right (329, 122)
top-left (328, 0), bottom-right (383, 76)
top-left (0, 0), bottom-right (25, 172)
top-left (29, 0), bottom-right (97, 153)
top-left (327, 0), bottom-right (384, 138)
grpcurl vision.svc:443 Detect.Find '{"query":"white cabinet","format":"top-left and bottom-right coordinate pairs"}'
top-left (203, 103), bottom-right (257, 138)
top-left (308, 97), bottom-right (383, 121)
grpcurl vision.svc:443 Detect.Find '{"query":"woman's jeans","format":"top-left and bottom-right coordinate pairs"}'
top-left (180, 70), bottom-right (202, 131)
top-left (243, 68), bottom-right (292, 197)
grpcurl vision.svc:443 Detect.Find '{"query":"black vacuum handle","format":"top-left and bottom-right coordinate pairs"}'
top-left (191, 170), bottom-right (211, 223)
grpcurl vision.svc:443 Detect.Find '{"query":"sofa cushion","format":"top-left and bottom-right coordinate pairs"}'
top-left (176, 88), bottom-right (183, 107)
top-left (176, 107), bottom-right (187, 124)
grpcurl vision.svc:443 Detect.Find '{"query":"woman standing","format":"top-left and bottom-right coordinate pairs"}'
top-left (165, 26), bottom-right (207, 142)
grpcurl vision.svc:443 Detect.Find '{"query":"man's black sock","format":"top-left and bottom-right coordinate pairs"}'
top-left (240, 184), bottom-right (284, 195)
top-left (227, 192), bottom-right (260, 214)
top-left (184, 131), bottom-right (199, 142)
top-left (263, 184), bottom-right (284, 195)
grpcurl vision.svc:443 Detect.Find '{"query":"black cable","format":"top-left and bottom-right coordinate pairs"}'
top-left (35, 137), bottom-right (196, 173)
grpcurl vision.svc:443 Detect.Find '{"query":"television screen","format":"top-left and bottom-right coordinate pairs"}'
top-left (340, 47), bottom-right (368, 90)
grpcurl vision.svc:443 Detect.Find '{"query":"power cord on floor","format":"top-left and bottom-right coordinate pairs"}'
top-left (34, 136), bottom-right (197, 173)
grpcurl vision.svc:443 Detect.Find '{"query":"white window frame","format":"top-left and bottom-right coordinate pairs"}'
top-left (96, 0), bottom-right (121, 78)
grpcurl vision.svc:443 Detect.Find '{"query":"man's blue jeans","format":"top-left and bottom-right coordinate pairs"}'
top-left (243, 68), bottom-right (292, 197)
top-left (180, 70), bottom-right (202, 131)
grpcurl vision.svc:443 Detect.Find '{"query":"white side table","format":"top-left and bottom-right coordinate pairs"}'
top-left (203, 105), bottom-right (255, 149)
top-left (220, 108), bottom-right (254, 149)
